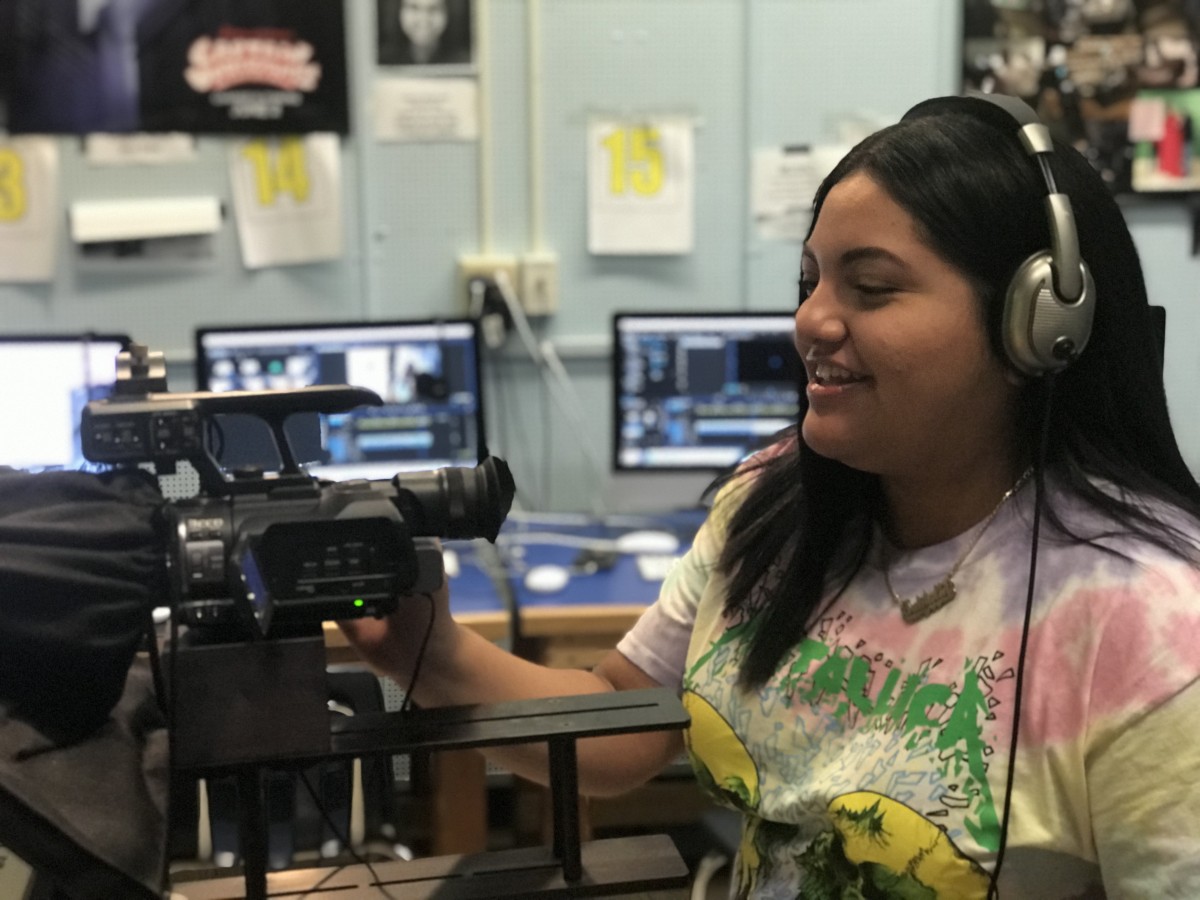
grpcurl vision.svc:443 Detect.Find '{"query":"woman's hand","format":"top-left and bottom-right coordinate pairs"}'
top-left (337, 578), bottom-right (454, 687)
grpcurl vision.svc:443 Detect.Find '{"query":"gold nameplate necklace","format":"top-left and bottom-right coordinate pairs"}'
top-left (883, 468), bottom-right (1034, 625)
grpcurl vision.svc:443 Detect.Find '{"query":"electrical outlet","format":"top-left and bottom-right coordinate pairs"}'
top-left (457, 254), bottom-right (518, 313)
top-left (519, 251), bottom-right (559, 316)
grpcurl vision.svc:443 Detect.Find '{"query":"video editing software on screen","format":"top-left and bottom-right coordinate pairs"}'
top-left (196, 320), bottom-right (484, 480)
top-left (613, 313), bottom-right (800, 471)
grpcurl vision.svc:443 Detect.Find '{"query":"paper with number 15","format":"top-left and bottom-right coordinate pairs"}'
top-left (587, 117), bottom-right (694, 256)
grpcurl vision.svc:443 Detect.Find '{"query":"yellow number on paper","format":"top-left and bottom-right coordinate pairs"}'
top-left (0, 148), bottom-right (28, 221)
top-left (241, 138), bottom-right (312, 206)
top-left (602, 126), bottom-right (664, 198)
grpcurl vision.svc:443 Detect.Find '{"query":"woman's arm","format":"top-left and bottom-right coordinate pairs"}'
top-left (338, 584), bottom-right (684, 796)
top-left (1089, 678), bottom-right (1200, 895)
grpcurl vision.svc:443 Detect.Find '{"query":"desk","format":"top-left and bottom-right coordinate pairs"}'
top-left (497, 511), bottom-right (709, 843)
top-left (501, 509), bottom-right (706, 666)
top-left (323, 508), bottom-right (707, 662)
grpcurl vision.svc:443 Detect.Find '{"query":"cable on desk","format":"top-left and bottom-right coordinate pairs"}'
top-left (297, 772), bottom-right (401, 900)
top-left (496, 531), bottom-right (622, 551)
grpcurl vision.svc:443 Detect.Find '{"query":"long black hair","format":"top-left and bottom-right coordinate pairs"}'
top-left (721, 96), bottom-right (1200, 688)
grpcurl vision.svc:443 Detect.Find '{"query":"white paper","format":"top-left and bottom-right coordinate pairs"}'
top-left (70, 196), bottom-right (221, 243)
top-left (751, 144), bottom-right (851, 242)
top-left (0, 138), bottom-right (59, 283)
top-left (372, 78), bottom-right (479, 143)
top-left (228, 133), bottom-right (342, 269)
top-left (588, 117), bottom-right (694, 255)
top-left (83, 133), bottom-right (198, 166)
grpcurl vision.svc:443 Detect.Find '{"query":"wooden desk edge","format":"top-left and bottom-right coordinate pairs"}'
top-left (516, 604), bottom-right (648, 638)
top-left (324, 605), bottom-right (647, 651)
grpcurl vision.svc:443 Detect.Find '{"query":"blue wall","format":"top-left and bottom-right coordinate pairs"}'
top-left (2, 0), bottom-right (1197, 511)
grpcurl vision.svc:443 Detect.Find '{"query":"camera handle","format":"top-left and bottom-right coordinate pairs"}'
top-left (250, 406), bottom-right (307, 478)
top-left (83, 382), bottom-right (384, 495)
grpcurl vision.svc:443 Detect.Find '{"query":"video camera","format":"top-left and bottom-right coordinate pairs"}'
top-left (81, 343), bottom-right (515, 642)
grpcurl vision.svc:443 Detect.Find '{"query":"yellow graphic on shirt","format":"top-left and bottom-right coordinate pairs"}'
top-left (803, 791), bottom-right (991, 899)
top-left (685, 688), bottom-right (994, 898)
top-left (683, 689), bottom-right (760, 810)
top-left (683, 689), bottom-right (761, 893)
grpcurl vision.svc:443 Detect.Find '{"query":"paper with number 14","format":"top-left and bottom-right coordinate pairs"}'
top-left (229, 133), bottom-right (342, 269)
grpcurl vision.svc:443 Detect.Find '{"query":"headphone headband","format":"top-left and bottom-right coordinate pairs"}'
top-left (900, 93), bottom-right (1095, 375)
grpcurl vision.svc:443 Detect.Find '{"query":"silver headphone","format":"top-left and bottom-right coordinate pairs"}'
top-left (904, 92), bottom-right (1096, 376)
top-left (982, 93), bottom-right (1096, 375)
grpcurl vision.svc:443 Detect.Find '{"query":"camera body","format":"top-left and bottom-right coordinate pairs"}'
top-left (166, 482), bottom-right (439, 637)
top-left (82, 343), bottom-right (514, 641)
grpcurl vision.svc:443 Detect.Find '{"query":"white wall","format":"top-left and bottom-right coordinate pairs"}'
top-left (2, 0), bottom-right (1196, 512)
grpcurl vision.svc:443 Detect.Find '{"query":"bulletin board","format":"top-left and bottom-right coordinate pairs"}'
top-left (0, 0), bottom-right (349, 136)
top-left (962, 0), bottom-right (1200, 196)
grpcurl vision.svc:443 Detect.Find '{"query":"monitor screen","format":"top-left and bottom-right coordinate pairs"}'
top-left (613, 312), bottom-right (801, 472)
top-left (0, 335), bottom-right (130, 472)
top-left (195, 319), bottom-right (485, 481)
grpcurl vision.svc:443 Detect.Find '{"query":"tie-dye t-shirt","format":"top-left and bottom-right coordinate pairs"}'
top-left (617, 473), bottom-right (1200, 899)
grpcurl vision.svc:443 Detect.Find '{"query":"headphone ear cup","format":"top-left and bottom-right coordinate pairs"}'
top-left (1001, 251), bottom-right (1096, 376)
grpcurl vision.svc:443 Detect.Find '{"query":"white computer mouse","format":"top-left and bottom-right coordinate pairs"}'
top-left (442, 547), bottom-right (461, 579)
top-left (523, 563), bottom-right (571, 594)
top-left (614, 530), bottom-right (681, 555)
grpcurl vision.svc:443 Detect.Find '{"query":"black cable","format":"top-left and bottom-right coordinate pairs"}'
top-left (277, 591), bottom-right (438, 895)
top-left (540, 360), bottom-right (552, 509)
top-left (399, 592), bottom-right (437, 715)
top-left (296, 770), bottom-right (401, 900)
top-left (988, 373), bottom-right (1057, 898)
top-left (487, 348), bottom-right (540, 510)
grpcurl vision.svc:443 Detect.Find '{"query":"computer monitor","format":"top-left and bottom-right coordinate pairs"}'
top-left (612, 312), bottom-right (801, 473)
top-left (194, 319), bottom-right (486, 481)
top-left (0, 334), bottom-right (130, 472)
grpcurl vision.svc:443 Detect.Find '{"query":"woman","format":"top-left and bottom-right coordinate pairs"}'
top-left (378, 0), bottom-right (472, 67)
top-left (342, 94), bottom-right (1200, 898)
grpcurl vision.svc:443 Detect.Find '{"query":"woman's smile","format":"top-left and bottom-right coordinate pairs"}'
top-left (806, 356), bottom-right (870, 398)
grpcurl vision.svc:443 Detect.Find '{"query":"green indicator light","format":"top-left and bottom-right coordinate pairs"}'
top-left (354, 598), bottom-right (365, 608)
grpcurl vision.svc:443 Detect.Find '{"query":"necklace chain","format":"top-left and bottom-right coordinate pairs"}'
top-left (883, 468), bottom-right (1034, 624)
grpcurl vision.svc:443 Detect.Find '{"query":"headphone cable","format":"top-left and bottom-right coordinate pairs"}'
top-left (988, 372), bottom-right (1057, 897)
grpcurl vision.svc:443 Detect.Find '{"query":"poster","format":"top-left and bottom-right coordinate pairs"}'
top-left (0, 0), bottom-right (349, 135)
top-left (377, 0), bottom-right (475, 71)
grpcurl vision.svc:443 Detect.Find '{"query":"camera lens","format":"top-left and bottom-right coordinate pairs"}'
top-left (390, 457), bottom-right (515, 542)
